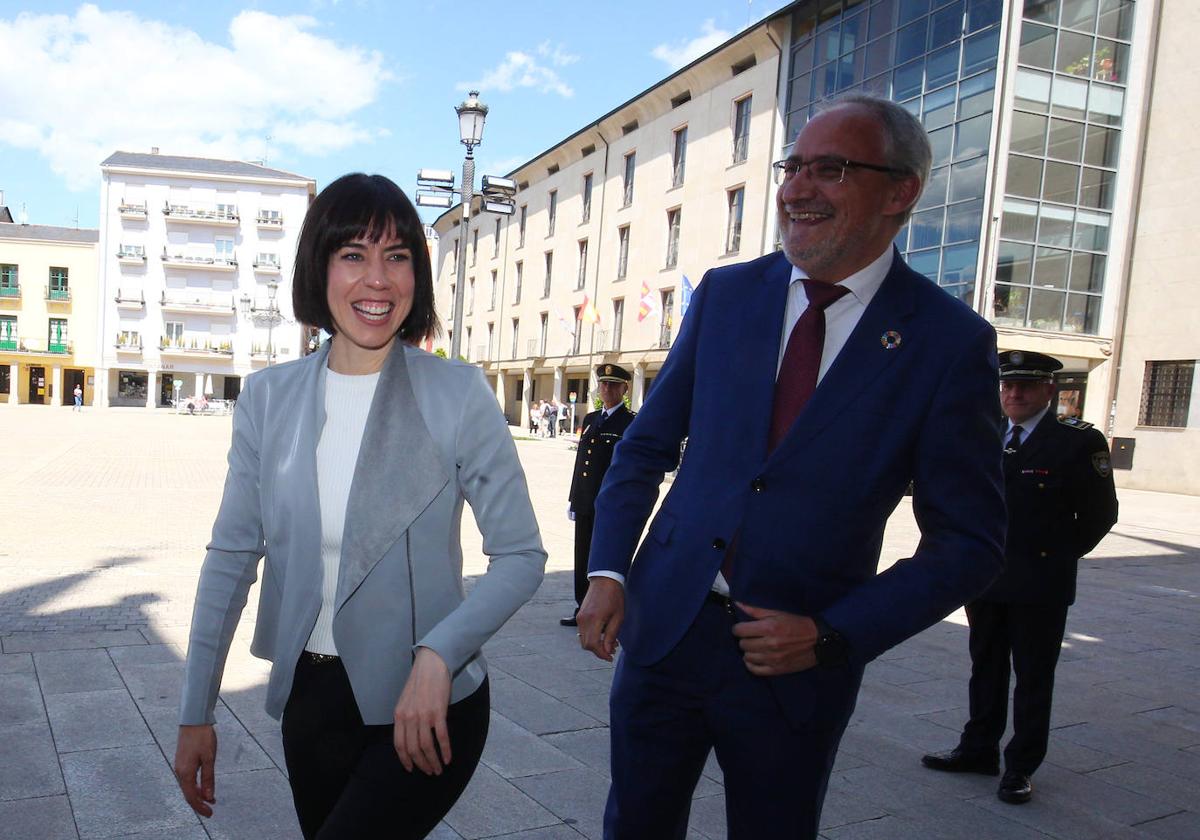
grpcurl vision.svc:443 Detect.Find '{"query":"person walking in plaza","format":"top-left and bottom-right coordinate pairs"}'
top-left (73, 383), bottom-right (82, 411)
top-left (561, 364), bottom-right (634, 628)
top-left (576, 93), bottom-right (1006, 839)
top-left (545, 398), bottom-right (560, 438)
top-left (922, 350), bottom-right (1118, 805)
top-left (174, 173), bottom-right (546, 839)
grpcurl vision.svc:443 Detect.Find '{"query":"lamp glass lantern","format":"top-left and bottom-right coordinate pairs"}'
top-left (456, 90), bottom-right (489, 149)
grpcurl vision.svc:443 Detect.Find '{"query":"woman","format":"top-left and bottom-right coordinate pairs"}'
top-left (174, 173), bottom-right (546, 838)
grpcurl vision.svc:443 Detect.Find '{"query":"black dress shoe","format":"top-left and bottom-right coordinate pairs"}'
top-left (998, 770), bottom-right (1032, 804)
top-left (559, 615), bottom-right (578, 627)
top-left (920, 747), bottom-right (1000, 776)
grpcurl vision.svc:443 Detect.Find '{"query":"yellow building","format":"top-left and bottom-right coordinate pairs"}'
top-left (0, 222), bottom-right (100, 407)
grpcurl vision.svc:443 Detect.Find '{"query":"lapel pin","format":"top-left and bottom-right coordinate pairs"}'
top-left (881, 330), bottom-right (902, 350)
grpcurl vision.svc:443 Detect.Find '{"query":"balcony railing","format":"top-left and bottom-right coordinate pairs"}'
top-left (253, 258), bottom-right (281, 274)
top-left (161, 250), bottom-right (238, 271)
top-left (159, 338), bottom-right (235, 356)
top-left (117, 248), bottom-right (146, 265)
top-left (115, 290), bottom-right (145, 309)
top-left (0, 284), bottom-right (20, 299)
top-left (658, 325), bottom-right (672, 349)
top-left (115, 336), bottom-right (143, 353)
top-left (163, 203), bottom-right (239, 225)
top-left (0, 337), bottom-right (16, 351)
top-left (11, 337), bottom-right (72, 354)
top-left (118, 202), bottom-right (148, 219)
top-left (159, 292), bottom-right (236, 314)
top-left (45, 286), bottom-right (71, 302)
top-left (256, 214), bottom-right (284, 229)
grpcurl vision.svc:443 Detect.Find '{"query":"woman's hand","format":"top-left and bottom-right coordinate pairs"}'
top-left (393, 647), bottom-right (453, 775)
top-left (174, 724), bottom-right (218, 816)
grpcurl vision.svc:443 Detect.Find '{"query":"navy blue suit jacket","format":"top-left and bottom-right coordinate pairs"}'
top-left (590, 249), bottom-right (1005, 721)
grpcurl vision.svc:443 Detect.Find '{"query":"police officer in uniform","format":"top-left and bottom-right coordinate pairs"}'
top-left (561, 364), bottom-right (635, 627)
top-left (923, 350), bottom-right (1118, 804)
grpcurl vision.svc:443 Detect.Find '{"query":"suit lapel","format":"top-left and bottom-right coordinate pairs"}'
top-left (1012, 411), bottom-right (1054, 464)
top-left (738, 254), bottom-right (794, 455)
top-left (284, 343), bottom-right (329, 589)
top-left (336, 342), bottom-right (450, 608)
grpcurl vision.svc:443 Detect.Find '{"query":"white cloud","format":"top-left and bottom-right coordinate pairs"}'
top-left (458, 46), bottom-right (576, 98)
top-left (651, 19), bottom-right (731, 70)
top-left (0, 4), bottom-right (391, 190)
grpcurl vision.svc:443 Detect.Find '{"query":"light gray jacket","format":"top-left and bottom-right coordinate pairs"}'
top-left (179, 340), bottom-right (546, 725)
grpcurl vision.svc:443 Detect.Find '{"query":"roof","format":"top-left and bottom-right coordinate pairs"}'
top-left (101, 151), bottom-right (313, 183)
top-left (0, 207), bottom-right (13, 223)
top-left (0, 223), bottom-right (99, 244)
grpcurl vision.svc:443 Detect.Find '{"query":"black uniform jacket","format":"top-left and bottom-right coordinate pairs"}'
top-left (569, 404), bottom-right (635, 517)
top-left (982, 412), bottom-right (1118, 606)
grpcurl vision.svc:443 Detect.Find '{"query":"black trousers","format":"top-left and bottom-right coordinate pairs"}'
top-left (959, 600), bottom-right (1069, 775)
top-left (281, 655), bottom-right (490, 839)
top-left (573, 512), bottom-right (595, 609)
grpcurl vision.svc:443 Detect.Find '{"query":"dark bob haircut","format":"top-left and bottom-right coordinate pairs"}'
top-left (292, 173), bottom-right (441, 344)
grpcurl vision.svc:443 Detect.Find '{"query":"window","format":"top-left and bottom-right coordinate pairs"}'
top-left (466, 327), bottom-right (472, 361)
top-left (452, 239), bottom-right (460, 270)
top-left (539, 312), bottom-right (548, 355)
top-left (471, 230), bottom-right (478, 266)
top-left (623, 152), bottom-right (636, 206)
top-left (733, 96), bottom-right (753, 163)
top-left (612, 298), bottom-right (624, 350)
top-left (548, 190), bottom-right (558, 236)
top-left (577, 239), bottom-right (588, 290)
top-left (467, 277), bottom-right (475, 315)
top-left (514, 261), bottom-right (523, 304)
top-left (582, 173), bottom-right (593, 223)
top-left (48, 318), bottom-right (68, 352)
top-left (0, 363), bottom-right (8, 394)
top-left (489, 270), bottom-right (498, 310)
top-left (543, 252), bottom-right (553, 298)
top-left (215, 237), bottom-right (234, 261)
top-left (164, 320), bottom-right (184, 348)
top-left (572, 306), bottom-right (583, 354)
top-left (493, 219), bottom-right (501, 258)
top-left (665, 208), bottom-right (681, 269)
top-left (659, 290), bottom-right (674, 348)
top-left (0, 315), bottom-right (16, 350)
top-left (0, 264), bottom-right (17, 295)
top-left (511, 318), bottom-right (520, 358)
top-left (726, 187), bottom-right (745, 254)
top-left (257, 208), bottom-right (282, 225)
top-left (518, 206), bottom-right (527, 247)
top-left (487, 322), bottom-right (494, 360)
top-left (1139, 361), bottom-right (1194, 428)
top-left (255, 252), bottom-right (280, 268)
top-left (48, 267), bottom-right (69, 300)
top-left (617, 225), bottom-right (630, 280)
top-left (672, 126), bottom-right (688, 187)
top-left (118, 371), bottom-right (147, 400)
top-left (117, 329), bottom-right (140, 348)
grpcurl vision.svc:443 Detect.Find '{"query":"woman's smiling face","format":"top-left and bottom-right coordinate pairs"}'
top-left (325, 231), bottom-right (415, 374)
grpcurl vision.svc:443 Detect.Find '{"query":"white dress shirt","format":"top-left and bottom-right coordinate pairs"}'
top-left (1005, 404), bottom-right (1050, 449)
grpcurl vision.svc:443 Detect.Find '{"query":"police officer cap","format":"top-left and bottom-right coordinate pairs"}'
top-left (999, 350), bottom-right (1062, 382)
top-left (596, 363), bottom-right (632, 384)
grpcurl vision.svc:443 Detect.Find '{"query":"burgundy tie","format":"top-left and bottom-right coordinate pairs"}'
top-left (768, 280), bottom-right (850, 451)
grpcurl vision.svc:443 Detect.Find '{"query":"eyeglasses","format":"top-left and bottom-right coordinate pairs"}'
top-left (771, 156), bottom-right (908, 185)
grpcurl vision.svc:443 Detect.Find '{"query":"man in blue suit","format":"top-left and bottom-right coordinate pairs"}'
top-left (577, 93), bottom-right (1006, 839)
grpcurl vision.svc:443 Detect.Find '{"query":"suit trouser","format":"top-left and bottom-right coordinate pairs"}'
top-left (573, 513), bottom-right (594, 608)
top-left (959, 600), bottom-right (1069, 775)
top-left (281, 655), bottom-right (489, 839)
top-left (605, 598), bottom-right (853, 840)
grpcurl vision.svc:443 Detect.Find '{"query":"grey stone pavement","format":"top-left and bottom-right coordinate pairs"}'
top-left (0, 404), bottom-right (1197, 840)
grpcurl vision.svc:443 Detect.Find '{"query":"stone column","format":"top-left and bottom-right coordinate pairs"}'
top-left (8, 363), bottom-right (17, 405)
top-left (494, 372), bottom-right (507, 422)
top-left (632, 363), bottom-right (646, 410)
top-left (553, 365), bottom-right (564, 402)
top-left (521, 368), bottom-right (532, 431)
top-left (146, 369), bottom-right (158, 409)
top-left (94, 367), bottom-right (108, 409)
top-left (194, 372), bottom-right (205, 401)
top-left (51, 365), bottom-right (63, 407)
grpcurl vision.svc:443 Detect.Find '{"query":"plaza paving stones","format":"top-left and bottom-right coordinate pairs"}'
top-left (1, 404), bottom-right (1199, 838)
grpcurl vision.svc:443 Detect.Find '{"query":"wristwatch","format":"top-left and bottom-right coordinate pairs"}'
top-left (812, 615), bottom-right (849, 668)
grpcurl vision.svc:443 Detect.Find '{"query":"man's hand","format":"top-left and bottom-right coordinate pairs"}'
top-left (393, 647), bottom-right (453, 776)
top-left (732, 603), bottom-right (819, 676)
top-left (174, 724), bottom-right (218, 817)
top-left (577, 577), bottom-right (624, 662)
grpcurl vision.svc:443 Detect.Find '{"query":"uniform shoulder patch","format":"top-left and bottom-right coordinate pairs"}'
top-left (1058, 416), bottom-right (1094, 430)
top-left (1092, 451), bottom-right (1112, 478)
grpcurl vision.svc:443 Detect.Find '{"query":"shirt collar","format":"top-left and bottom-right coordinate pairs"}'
top-left (1007, 403), bottom-right (1052, 437)
top-left (788, 245), bottom-right (893, 306)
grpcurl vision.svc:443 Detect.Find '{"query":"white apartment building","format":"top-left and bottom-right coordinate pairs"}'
top-left (95, 151), bottom-right (315, 408)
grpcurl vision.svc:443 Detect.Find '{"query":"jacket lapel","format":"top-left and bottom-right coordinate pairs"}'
top-left (738, 254), bottom-right (794, 456)
top-left (336, 341), bottom-right (450, 608)
top-left (281, 343), bottom-right (329, 591)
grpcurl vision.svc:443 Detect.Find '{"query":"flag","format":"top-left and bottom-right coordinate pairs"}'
top-left (554, 306), bottom-right (576, 336)
top-left (637, 281), bottom-right (660, 322)
top-left (680, 275), bottom-right (694, 322)
top-left (579, 295), bottom-right (600, 324)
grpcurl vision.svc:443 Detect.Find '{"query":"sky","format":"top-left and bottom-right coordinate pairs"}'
top-left (0, 0), bottom-right (794, 230)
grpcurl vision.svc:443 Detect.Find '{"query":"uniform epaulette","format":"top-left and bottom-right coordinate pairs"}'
top-left (1057, 416), bottom-right (1093, 430)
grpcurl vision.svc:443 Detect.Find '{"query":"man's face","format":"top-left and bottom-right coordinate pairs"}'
top-left (598, 380), bottom-right (627, 410)
top-left (776, 105), bottom-right (920, 283)
top-left (1000, 380), bottom-right (1056, 425)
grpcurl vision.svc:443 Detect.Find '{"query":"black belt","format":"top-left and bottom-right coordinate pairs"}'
top-left (705, 589), bottom-right (736, 615)
top-left (301, 651), bottom-right (339, 665)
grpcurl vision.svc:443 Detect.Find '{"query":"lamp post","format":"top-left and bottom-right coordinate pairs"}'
top-left (240, 280), bottom-right (283, 365)
top-left (448, 90), bottom-right (488, 360)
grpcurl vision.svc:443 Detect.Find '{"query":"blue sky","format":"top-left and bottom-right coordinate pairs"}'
top-left (0, 0), bottom-right (793, 230)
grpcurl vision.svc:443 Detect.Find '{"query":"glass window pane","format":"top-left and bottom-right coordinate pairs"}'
top-left (1097, 0), bottom-right (1134, 40)
top-left (1019, 23), bottom-right (1057, 69)
top-left (907, 248), bottom-right (941, 279)
top-left (1038, 204), bottom-right (1075, 247)
top-left (789, 74), bottom-right (812, 112)
top-left (842, 10), bottom-right (867, 54)
top-left (837, 47), bottom-right (867, 90)
top-left (899, 0), bottom-right (931, 25)
top-left (1070, 252), bottom-right (1105, 291)
top-left (924, 86), bottom-right (958, 129)
top-left (954, 113), bottom-right (993, 161)
top-left (1084, 124), bottom-right (1120, 167)
top-left (863, 73), bottom-right (891, 97)
top-left (926, 43), bottom-right (960, 90)
top-left (928, 126), bottom-right (954, 168)
top-left (1061, 0), bottom-right (1098, 30)
top-left (1033, 246), bottom-right (1070, 289)
top-left (1079, 167), bottom-right (1116, 209)
top-left (1014, 68), bottom-right (1052, 113)
top-left (1093, 39), bottom-right (1127, 82)
top-left (963, 27), bottom-right (1001, 75)
top-left (865, 34), bottom-right (894, 78)
top-left (792, 38), bottom-right (815, 75)
top-left (942, 242), bottom-right (979, 287)
top-left (1057, 31), bottom-right (1095, 75)
top-left (1001, 198), bottom-right (1039, 240)
top-left (869, 0), bottom-right (898, 40)
top-left (1029, 288), bottom-right (1066, 330)
top-left (1046, 118), bottom-right (1084, 161)
top-left (958, 69), bottom-right (996, 119)
top-left (793, 13), bottom-right (817, 42)
top-left (1024, 0), bottom-right (1060, 25)
top-left (1063, 293), bottom-right (1102, 334)
top-left (1051, 75), bottom-right (1088, 119)
top-left (1011, 111), bottom-right (1048, 154)
top-left (1088, 83), bottom-right (1125, 126)
top-left (918, 164), bottom-right (950, 209)
top-left (786, 108), bottom-right (807, 145)
top-left (895, 20), bottom-right (927, 64)
top-left (1043, 161), bottom-right (1081, 203)
top-left (967, 0), bottom-right (1004, 33)
top-left (894, 59), bottom-right (924, 100)
top-left (946, 199), bottom-right (984, 242)
top-left (910, 207), bottom-right (946, 249)
top-left (993, 283), bottom-right (1030, 326)
top-left (998, 241), bottom-right (1035, 284)
top-left (950, 156), bottom-right (988, 202)
top-left (1006, 154), bottom-right (1043, 198)
top-left (1073, 209), bottom-right (1111, 250)
top-left (930, 2), bottom-right (964, 49)
top-left (818, 23), bottom-right (842, 63)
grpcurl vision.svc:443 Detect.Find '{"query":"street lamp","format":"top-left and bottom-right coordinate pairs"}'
top-left (240, 280), bottom-right (283, 365)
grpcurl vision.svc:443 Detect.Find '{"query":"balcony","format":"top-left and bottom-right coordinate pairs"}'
top-left (115, 336), bottom-right (143, 354)
top-left (253, 257), bottom-right (281, 274)
top-left (118, 202), bottom-right (148, 220)
top-left (161, 249), bottom-right (238, 272)
top-left (163, 203), bottom-right (239, 226)
top-left (159, 292), bottom-right (236, 315)
top-left (159, 338), bottom-right (235, 357)
top-left (115, 290), bottom-right (146, 310)
top-left (0, 284), bottom-right (20, 300)
top-left (256, 213), bottom-right (284, 231)
top-left (11, 337), bottom-right (72, 355)
top-left (117, 247), bottom-right (147, 266)
top-left (45, 286), bottom-right (71, 303)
